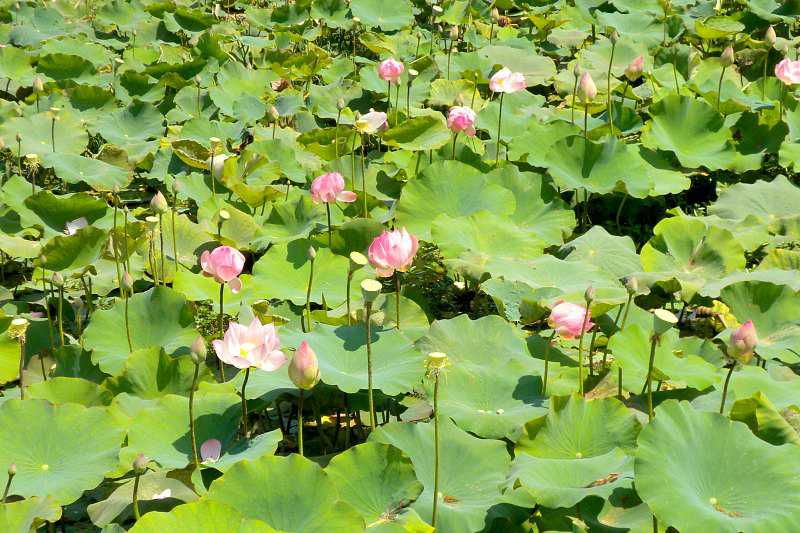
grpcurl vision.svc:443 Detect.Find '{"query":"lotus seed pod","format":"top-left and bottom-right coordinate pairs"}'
top-left (766, 25), bottom-right (777, 47)
top-left (408, 68), bottom-right (419, 78)
top-left (8, 318), bottom-right (29, 340)
top-left (209, 136), bottom-right (221, 148)
top-left (218, 209), bottom-right (230, 221)
top-left (307, 246), bottom-right (316, 261)
top-left (145, 215), bottom-right (159, 230)
top-left (337, 97), bottom-right (346, 110)
top-left (432, 5), bottom-right (443, 14)
top-left (584, 285), bottom-right (596, 304)
top-left (32, 77), bottom-right (44, 93)
top-left (720, 46), bottom-right (735, 67)
top-left (7, 463), bottom-right (16, 476)
top-left (121, 271), bottom-right (134, 293)
top-left (114, 57), bottom-right (124, 65)
top-left (624, 275), bottom-right (639, 294)
top-left (288, 340), bottom-right (320, 390)
top-left (426, 351), bottom-right (449, 370)
top-left (352, 16), bottom-right (360, 23)
top-left (609, 30), bottom-right (620, 45)
top-left (190, 336), bottom-right (207, 364)
top-left (449, 26), bottom-right (459, 40)
top-left (349, 251), bottom-right (368, 272)
top-left (361, 279), bottom-right (382, 303)
top-left (15, 132), bottom-right (22, 143)
top-left (194, 74), bottom-right (202, 85)
top-left (150, 191), bottom-right (169, 214)
top-left (653, 309), bottom-right (678, 337)
top-left (132, 453), bottom-right (149, 475)
top-left (572, 62), bottom-right (582, 78)
top-left (51, 272), bottom-right (64, 287)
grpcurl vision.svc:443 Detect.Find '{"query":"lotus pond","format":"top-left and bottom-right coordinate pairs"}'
top-left (1, 0), bottom-right (800, 531)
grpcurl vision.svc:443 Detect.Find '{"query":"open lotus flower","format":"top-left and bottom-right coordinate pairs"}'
top-left (212, 317), bottom-right (287, 371)
top-left (548, 301), bottom-right (593, 339)
top-left (64, 217), bottom-right (88, 235)
top-left (729, 320), bottom-right (757, 365)
top-left (355, 109), bottom-right (388, 134)
top-left (310, 172), bottom-right (357, 203)
top-left (289, 340), bottom-right (321, 390)
top-left (489, 67), bottom-right (526, 93)
top-left (378, 58), bottom-right (404, 84)
top-left (447, 106), bottom-right (477, 136)
top-left (200, 246), bottom-right (245, 293)
top-left (368, 227), bottom-right (419, 277)
top-left (775, 58), bottom-right (800, 85)
top-left (200, 438), bottom-right (221, 463)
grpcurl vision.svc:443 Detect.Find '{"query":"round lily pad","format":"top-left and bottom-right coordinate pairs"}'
top-left (129, 500), bottom-right (278, 532)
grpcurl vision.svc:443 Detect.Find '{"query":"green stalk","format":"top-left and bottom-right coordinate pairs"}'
top-left (57, 286), bottom-right (65, 346)
top-left (364, 301), bottom-right (376, 430)
top-left (645, 334), bottom-right (658, 421)
top-left (541, 330), bottom-right (557, 396)
top-left (42, 268), bottom-right (54, 351)
top-left (716, 65), bottom-right (727, 112)
top-left (240, 367), bottom-right (250, 437)
top-left (571, 72), bottom-right (579, 124)
top-left (326, 203), bottom-right (333, 248)
top-left (2, 469), bottom-right (14, 501)
top-left (451, 132), bottom-right (458, 160)
top-left (304, 255), bottom-right (315, 332)
top-left (394, 82), bottom-right (400, 126)
top-left (189, 362), bottom-right (200, 468)
top-left (762, 48), bottom-right (769, 100)
top-left (132, 473), bottom-right (142, 520)
top-left (298, 389), bottom-right (305, 456)
top-left (158, 214), bottom-right (165, 284)
top-left (577, 308), bottom-right (590, 396)
top-left (17, 336), bottom-right (25, 400)
top-left (431, 370), bottom-right (441, 529)
top-left (394, 273), bottom-right (401, 330)
top-left (346, 270), bottom-right (354, 326)
top-left (494, 92), bottom-right (504, 167)
top-left (124, 290), bottom-right (133, 352)
top-left (607, 40), bottom-right (616, 131)
top-left (361, 137), bottom-right (368, 218)
top-left (171, 184), bottom-right (179, 272)
top-left (112, 202), bottom-right (121, 289)
top-left (719, 363), bottom-right (735, 415)
top-left (350, 131), bottom-right (358, 191)
top-left (217, 284), bottom-right (225, 381)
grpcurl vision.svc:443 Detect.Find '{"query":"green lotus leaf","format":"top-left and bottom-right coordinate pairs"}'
top-left (701, 268), bottom-right (800, 297)
top-left (22, 190), bottom-right (108, 236)
top-left (107, 348), bottom-right (213, 399)
top-left (26, 377), bottom-right (113, 407)
top-left (87, 470), bottom-right (199, 527)
top-left (0, 399), bottom-right (124, 505)
top-left (640, 216), bottom-right (745, 301)
top-left (0, 233), bottom-right (41, 259)
top-left (172, 269), bottom-right (250, 313)
top-left (694, 15), bottom-right (744, 39)
top-left (251, 240), bottom-right (372, 307)
top-left (38, 226), bottom-right (107, 272)
top-left (0, 318), bottom-right (57, 386)
top-left (209, 62), bottom-right (273, 121)
top-left (708, 175), bottom-right (800, 232)
top-left (427, 359), bottom-right (547, 440)
top-left (608, 325), bottom-right (719, 392)
top-left (383, 115), bottom-right (452, 151)
top-left (160, 213), bottom-right (215, 269)
top-left (396, 161), bottom-right (516, 240)
top-left (206, 454), bottom-right (365, 531)
top-left (476, 90), bottom-right (546, 145)
top-left (478, 45), bottom-right (557, 87)
top-left (281, 324), bottom-right (425, 396)
top-left (205, 429), bottom-right (283, 473)
top-left (327, 442), bottom-right (423, 527)
top-left (542, 135), bottom-right (690, 197)
top-left (635, 400), bottom-right (800, 532)
top-left (41, 153), bottom-right (130, 191)
top-left (640, 95), bottom-right (760, 171)
top-left (432, 211), bottom-right (545, 281)
top-left (0, 46), bottom-right (35, 86)
top-left (507, 119), bottom-right (581, 165)
top-left (259, 196), bottom-right (326, 246)
top-left (427, 79), bottom-right (483, 108)
top-left (722, 365), bottom-right (800, 411)
top-left (0, 109), bottom-right (88, 156)
top-left (719, 281), bottom-right (800, 364)
top-left (559, 226), bottom-right (642, 279)
top-left (350, 0), bottom-right (413, 30)
top-left (83, 287), bottom-right (197, 375)
top-left (0, 497), bottom-right (62, 532)
top-left (370, 418), bottom-right (510, 533)
top-left (121, 391), bottom-right (241, 469)
top-left (37, 53), bottom-right (96, 82)
top-left (730, 392), bottom-right (800, 446)
top-left (129, 501), bottom-right (278, 533)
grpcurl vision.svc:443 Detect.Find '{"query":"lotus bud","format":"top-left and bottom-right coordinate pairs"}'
top-left (720, 46), bottom-right (735, 67)
top-left (209, 136), bottom-right (221, 150)
top-left (194, 74), bottom-right (201, 85)
top-left (349, 251), bottom-right (368, 272)
top-left (449, 26), bottom-right (459, 40)
top-left (121, 270), bottom-right (134, 293)
top-left (652, 309), bottom-right (678, 337)
top-left (51, 272), bottom-right (64, 287)
top-left (32, 77), bottom-right (44, 93)
top-left (765, 25), bottom-right (777, 47)
top-left (578, 71), bottom-right (597, 102)
top-left (15, 132), bottom-right (21, 143)
top-left (609, 30), bottom-right (620, 45)
top-left (491, 7), bottom-right (499, 20)
top-left (7, 463), bottom-right (16, 477)
top-left (584, 285), bottom-right (595, 304)
top-left (624, 55), bottom-right (644, 81)
top-left (624, 275), bottom-right (639, 294)
top-left (132, 453), bottom-right (149, 475)
top-left (190, 336), bottom-right (207, 365)
top-left (8, 318), bottom-right (29, 340)
top-left (729, 320), bottom-right (757, 365)
top-left (307, 246), bottom-right (316, 261)
top-left (288, 340), bottom-right (320, 390)
top-left (150, 191), bottom-right (169, 214)
top-left (361, 279), bottom-right (382, 303)
top-left (572, 63), bottom-right (582, 79)
top-left (337, 97), bottom-right (346, 110)
top-left (270, 106), bottom-right (280, 120)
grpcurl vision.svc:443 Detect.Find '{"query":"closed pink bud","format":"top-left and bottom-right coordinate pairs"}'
top-left (310, 172), bottom-right (357, 204)
top-left (212, 318), bottom-right (288, 371)
top-left (624, 55), bottom-right (644, 81)
top-left (720, 46), bottom-right (735, 67)
top-left (765, 25), bottom-right (776, 46)
top-left (729, 320), bottom-right (757, 365)
top-left (200, 438), bottom-right (221, 463)
top-left (378, 58), bottom-right (405, 84)
top-left (447, 106), bottom-right (477, 136)
top-left (775, 58), bottom-right (800, 85)
top-left (489, 67), bottom-right (527, 94)
top-left (289, 341), bottom-right (320, 390)
top-left (368, 227), bottom-right (419, 278)
top-left (200, 246), bottom-right (245, 293)
top-left (578, 71), bottom-right (597, 102)
top-left (548, 301), bottom-right (593, 340)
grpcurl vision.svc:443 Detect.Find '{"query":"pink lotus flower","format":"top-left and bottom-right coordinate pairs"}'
top-left (289, 340), bottom-right (321, 390)
top-left (212, 317), bottom-right (288, 371)
top-left (368, 227), bottom-right (419, 277)
top-left (64, 217), bottom-right (88, 235)
top-left (447, 106), bottom-right (477, 136)
top-left (624, 55), bottom-right (644, 81)
top-left (378, 58), bottom-right (404, 84)
top-left (310, 172), bottom-right (357, 204)
top-left (548, 300), bottom-right (593, 339)
top-left (200, 246), bottom-right (245, 293)
top-left (775, 58), bottom-right (800, 85)
top-left (355, 109), bottom-right (388, 134)
top-left (729, 320), bottom-right (757, 364)
top-left (200, 438), bottom-right (221, 463)
top-left (578, 71), bottom-right (597, 102)
top-left (489, 67), bottom-right (526, 94)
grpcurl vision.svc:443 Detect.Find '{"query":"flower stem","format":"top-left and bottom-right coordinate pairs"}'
top-left (716, 65), bottom-right (727, 112)
top-left (364, 301), bottom-right (376, 430)
top-left (209, 151), bottom-right (217, 195)
top-left (57, 286), bottom-right (65, 346)
top-left (762, 49), bottom-right (769, 100)
top-left (17, 336), bottom-right (25, 400)
top-left (171, 184), bottom-right (179, 272)
top-left (326, 203), bottom-right (333, 248)
top-left (583, 105), bottom-right (589, 139)
top-left (571, 72), bottom-right (579, 124)
top-left (607, 41), bottom-right (616, 131)
top-left (394, 273), bottom-right (401, 330)
top-left (394, 82), bottom-right (400, 126)
top-left (112, 203), bottom-right (121, 289)
top-left (361, 137), bottom-right (367, 218)
top-left (577, 308), bottom-right (590, 396)
top-left (132, 473), bottom-right (141, 521)
top-left (451, 133), bottom-right (458, 160)
top-left (346, 269), bottom-right (353, 326)
top-left (189, 361), bottom-right (200, 468)
top-left (541, 330), bottom-right (557, 396)
top-left (158, 214), bottom-right (165, 284)
top-left (42, 268), bottom-right (54, 351)
top-left (494, 92), bottom-right (504, 167)
top-left (431, 370), bottom-right (441, 529)
top-left (124, 291), bottom-right (133, 353)
top-left (304, 255), bottom-right (315, 333)
top-left (350, 132), bottom-right (358, 191)
top-left (217, 283), bottom-right (225, 381)
top-left (719, 363), bottom-right (735, 415)
top-left (646, 334), bottom-right (658, 421)
top-left (298, 389), bottom-right (305, 456)
top-left (2, 470), bottom-right (14, 501)
top-left (241, 367), bottom-right (250, 437)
